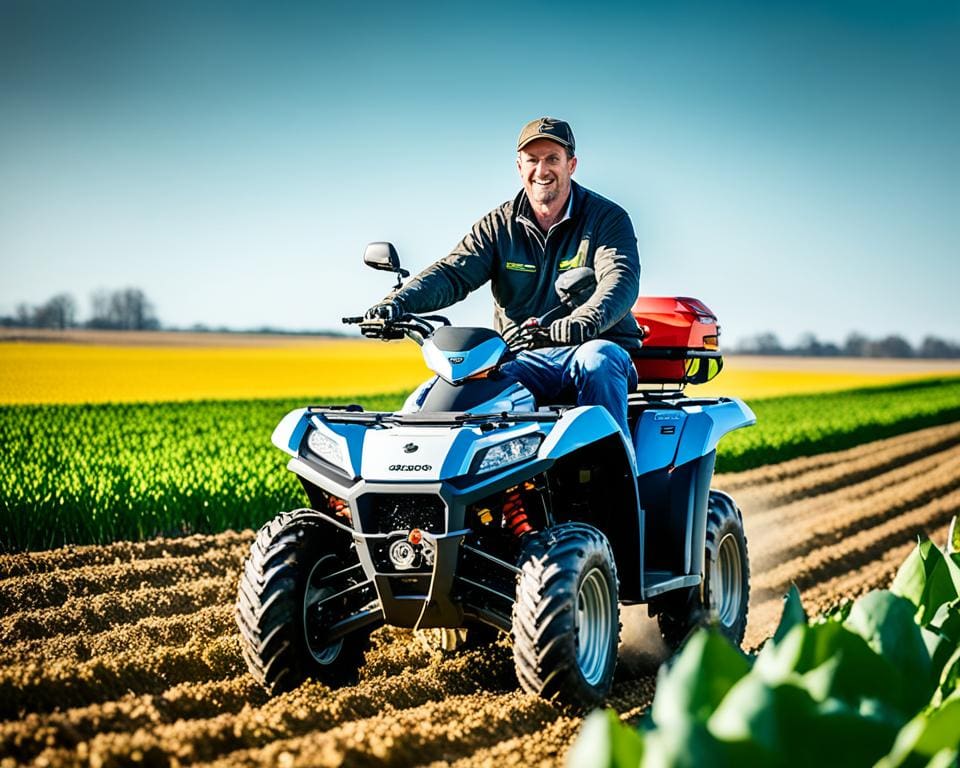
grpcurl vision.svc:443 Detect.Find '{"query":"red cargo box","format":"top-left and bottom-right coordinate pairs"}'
top-left (630, 297), bottom-right (723, 386)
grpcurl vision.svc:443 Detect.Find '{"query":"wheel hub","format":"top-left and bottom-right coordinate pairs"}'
top-left (575, 567), bottom-right (613, 686)
top-left (303, 555), bottom-right (344, 665)
top-left (714, 533), bottom-right (743, 627)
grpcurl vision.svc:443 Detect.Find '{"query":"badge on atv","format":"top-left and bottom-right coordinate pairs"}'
top-left (403, 443), bottom-right (419, 453)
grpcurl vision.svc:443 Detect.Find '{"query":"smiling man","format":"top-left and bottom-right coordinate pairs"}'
top-left (366, 117), bottom-right (642, 441)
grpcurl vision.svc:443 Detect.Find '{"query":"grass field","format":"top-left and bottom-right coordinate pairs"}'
top-left (2, 378), bottom-right (960, 551)
top-left (3, 331), bottom-right (960, 405)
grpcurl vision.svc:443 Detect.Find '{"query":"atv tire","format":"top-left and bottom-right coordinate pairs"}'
top-left (657, 490), bottom-right (750, 649)
top-left (513, 522), bottom-right (620, 707)
top-left (236, 509), bottom-right (371, 695)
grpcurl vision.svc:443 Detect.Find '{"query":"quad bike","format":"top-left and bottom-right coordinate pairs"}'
top-left (235, 242), bottom-right (755, 707)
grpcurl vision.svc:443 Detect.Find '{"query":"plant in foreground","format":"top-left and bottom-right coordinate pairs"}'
top-left (569, 521), bottom-right (960, 768)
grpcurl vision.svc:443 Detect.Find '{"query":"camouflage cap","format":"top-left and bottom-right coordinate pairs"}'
top-left (517, 117), bottom-right (575, 154)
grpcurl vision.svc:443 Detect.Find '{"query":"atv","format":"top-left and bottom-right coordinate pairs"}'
top-left (235, 242), bottom-right (755, 707)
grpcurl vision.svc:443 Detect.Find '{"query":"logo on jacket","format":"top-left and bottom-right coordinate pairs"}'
top-left (403, 443), bottom-right (419, 453)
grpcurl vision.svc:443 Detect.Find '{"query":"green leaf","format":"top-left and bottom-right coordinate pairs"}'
top-left (756, 618), bottom-right (913, 716)
top-left (947, 516), bottom-right (959, 555)
top-left (844, 591), bottom-right (934, 714)
top-left (708, 675), bottom-right (898, 767)
top-left (773, 585), bottom-right (808, 644)
top-left (876, 689), bottom-right (960, 768)
top-left (891, 540), bottom-right (960, 625)
top-left (922, 749), bottom-right (959, 768)
top-left (567, 709), bottom-right (644, 768)
top-left (641, 718), bottom-right (735, 768)
top-left (935, 645), bottom-right (960, 708)
top-left (650, 630), bottom-right (752, 728)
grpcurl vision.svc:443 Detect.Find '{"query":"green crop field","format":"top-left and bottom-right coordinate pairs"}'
top-left (2, 378), bottom-right (959, 552)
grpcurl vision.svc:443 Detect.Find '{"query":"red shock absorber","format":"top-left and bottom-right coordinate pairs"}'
top-left (502, 484), bottom-right (534, 537)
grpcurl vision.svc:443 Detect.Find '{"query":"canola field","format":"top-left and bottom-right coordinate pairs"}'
top-left (3, 334), bottom-right (960, 405)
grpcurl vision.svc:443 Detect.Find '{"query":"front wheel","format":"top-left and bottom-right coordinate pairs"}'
top-left (512, 523), bottom-right (620, 707)
top-left (657, 490), bottom-right (750, 649)
top-left (235, 509), bottom-right (372, 695)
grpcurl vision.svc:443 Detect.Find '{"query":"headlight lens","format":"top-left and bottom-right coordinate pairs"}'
top-left (306, 428), bottom-right (344, 468)
top-left (476, 434), bottom-right (541, 474)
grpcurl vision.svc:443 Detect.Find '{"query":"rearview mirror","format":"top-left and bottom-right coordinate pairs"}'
top-left (555, 267), bottom-right (597, 308)
top-left (364, 242), bottom-right (403, 273)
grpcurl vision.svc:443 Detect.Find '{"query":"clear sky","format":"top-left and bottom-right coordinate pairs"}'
top-left (2, 0), bottom-right (957, 346)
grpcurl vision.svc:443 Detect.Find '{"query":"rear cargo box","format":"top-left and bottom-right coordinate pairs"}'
top-left (629, 297), bottom-right (723, 386)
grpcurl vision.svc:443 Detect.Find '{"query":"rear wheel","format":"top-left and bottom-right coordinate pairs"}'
top-left (236, 509), bottom-right (372, 694)
top-left (512, 523), bottom-right (620, 707)
top-left (657, 490), bottom-right (750, 649)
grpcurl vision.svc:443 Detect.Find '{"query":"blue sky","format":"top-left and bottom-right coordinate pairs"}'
top-left (1, 0), bottom-right (957, 346)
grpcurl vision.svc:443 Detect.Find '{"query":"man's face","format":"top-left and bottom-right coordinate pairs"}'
top-left (517, 138), bottom-right (577, 208)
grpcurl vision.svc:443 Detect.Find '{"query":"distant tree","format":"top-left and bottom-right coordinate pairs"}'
top-left (88, 288), bottom-right (159, 330)
top-left (918, 336), bottom-right (960, 359)
top-left (794, 333), bottom-right (840, 356)
top-left (866, 335), bottom-right (914, 358)
top-left (38, 294), bottom-right (77, 329)
top-left (843, 332), bottom-right (869, 357)
top-left (736, 332), bottom-right (784, 355)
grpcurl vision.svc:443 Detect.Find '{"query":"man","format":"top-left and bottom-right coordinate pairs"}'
top-left (366, 116), bottom-right (641, 443)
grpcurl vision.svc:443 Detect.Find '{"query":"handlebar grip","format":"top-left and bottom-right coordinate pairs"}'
top-left (342, 316), bottom-right (364, 324)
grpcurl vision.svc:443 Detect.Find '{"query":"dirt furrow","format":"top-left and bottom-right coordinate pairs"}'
top-left (0, 575), bottom-right (235, 645)
top-left (195, 692), bottom-right (563, 768)
top-left (0, 603), bottom-right (235, 667)
top-left (0, 677), bottom-right (266, 764)
top-left (0, 633), bottom-right (244, 720)
top-left (0, 546), bottom-right (247, 617)
top-left (753, 485), bottom-right (960, 598)
top-left (0, 530), bottom-right (253, 581)
top-left (716, 421), bottom-right (960, 497)
top-left (21, 640), bottom-right (518, 766)
top-left (744, 445), bottom-right (960, 567)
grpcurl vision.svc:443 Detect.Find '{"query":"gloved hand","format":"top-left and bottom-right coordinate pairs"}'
top-left (504, 317), bottom-right (550, 352)
top-left (548, 316), bottom-right (598, 346)
top-left (364, 298), bottom-right (403, 322)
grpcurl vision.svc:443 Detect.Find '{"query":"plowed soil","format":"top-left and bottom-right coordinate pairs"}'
top-left (3, 423), bottom-right (959, 767)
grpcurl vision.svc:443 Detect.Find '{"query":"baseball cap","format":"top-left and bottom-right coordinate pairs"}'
top-left (517, 117), bottom-right (576, 154)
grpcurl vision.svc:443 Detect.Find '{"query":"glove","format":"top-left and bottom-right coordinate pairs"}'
top-left (548, 316), bottom-right (598, 346)
top-left (364, 298), bottom-right (403, 322)
top-left (504, 318), bottom-right (550, 352)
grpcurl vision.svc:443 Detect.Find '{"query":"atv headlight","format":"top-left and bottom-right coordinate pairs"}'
top-left (474, 434), bottom-right (542, 474)
top-left (306, 428), bottom-right (345, 469)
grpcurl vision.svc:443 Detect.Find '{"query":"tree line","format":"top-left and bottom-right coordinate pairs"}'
top-left (1, 289), bottom-right (159, 331)
top-left (735, 331), bottom-right (960, 359)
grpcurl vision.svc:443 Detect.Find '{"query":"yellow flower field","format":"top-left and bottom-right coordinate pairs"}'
top-left (2, 334), bottom-right (959, 406)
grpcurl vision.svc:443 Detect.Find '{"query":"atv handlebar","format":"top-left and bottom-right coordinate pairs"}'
top-left (343, 312), bottom-right (451, 345)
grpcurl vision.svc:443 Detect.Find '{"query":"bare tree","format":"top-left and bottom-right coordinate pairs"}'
top-left (40, 294), bottom-right (77, 329)
top-left (88, 288), bottom-right (159, 330)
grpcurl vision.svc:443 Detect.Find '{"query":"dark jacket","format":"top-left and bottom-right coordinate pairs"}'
top-left (392, 181), bottom-right (642, 350)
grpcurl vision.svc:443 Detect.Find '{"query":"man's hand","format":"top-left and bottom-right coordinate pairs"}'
top-left (504, 317), bottom-right (550, 352)
top-left (364, 298), bottom-right (403, 322)
top-left (548, 316), bottom-right (598, 346)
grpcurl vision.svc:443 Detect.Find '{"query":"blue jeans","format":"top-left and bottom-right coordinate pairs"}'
top-left (499, 340), bottom-right (639, 444)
